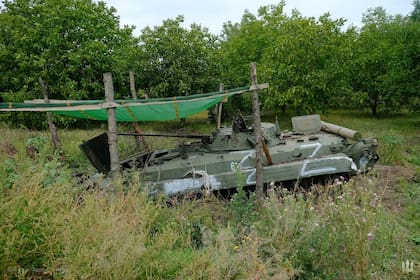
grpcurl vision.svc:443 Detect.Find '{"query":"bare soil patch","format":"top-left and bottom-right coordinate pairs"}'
top-left (0, 141), bottom-right (17, 158)
top-left (364, 164), bottom-right (418, 213)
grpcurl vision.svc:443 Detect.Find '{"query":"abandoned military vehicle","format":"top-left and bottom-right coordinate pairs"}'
top-left (81, 114), bottom-right (379, 195)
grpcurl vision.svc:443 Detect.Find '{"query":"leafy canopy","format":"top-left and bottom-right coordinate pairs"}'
top-left (219, 2), bottom-right (351, 114)
top-left (137, 16), bottom-right (221, 98)
top-left (0, 0), bottom-right (138, 101)
top-left (351, 7), bottom-right (420, 115)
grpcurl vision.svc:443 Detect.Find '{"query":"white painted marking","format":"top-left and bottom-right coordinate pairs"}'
top-left (299, 143), bottom-right (322, 177)
top-left (239, 150), bottom-right (255, 169)
top-left (162, 174), bottom-right (221, 195)
top-left (246, 168), bottom-right (256, 184)
top-left (299, 156), bottom-right (355, 177)
top-left (300, 143), bottom-right (322, 158)
top-left (228, 149), bottom-right (256, 184)
top-left (301, 167), bottom-right (337, 177)
top-left (351, 161), bottom-right (358, 171)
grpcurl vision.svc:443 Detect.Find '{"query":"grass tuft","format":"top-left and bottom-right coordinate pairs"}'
top-left (0, 110), bottom-right (418, 278)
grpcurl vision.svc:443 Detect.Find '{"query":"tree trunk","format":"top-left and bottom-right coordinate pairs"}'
top-left (372, 105), bottom-right (377, 116)
top-left (370, 96), bottom-right (378, 116)
top-left (38, 78), bottom-right (61, 152)
top-left (281, 104), bottom-right (287, 113)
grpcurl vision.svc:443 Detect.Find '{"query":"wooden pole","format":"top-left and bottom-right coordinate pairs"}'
top-left (103, 72), bottom-right (120, 177)
top-left (129, 71), bottom-right (149, 151)
top-left (38, 78), bottom-right (61, 151)
top-left (217, 83), bottom-right (224, 129)
top-left (250, 62), bottom-right (264, 199)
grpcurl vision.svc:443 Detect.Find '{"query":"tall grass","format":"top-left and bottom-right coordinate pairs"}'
top-left (1, 171), bottom-right (410, 278)
top-left (0, 111), bottom-right (418, 279)
top-left (260, 180), bottom-right (404, 279)
top-left (319, 110), bottom-right (420, 167)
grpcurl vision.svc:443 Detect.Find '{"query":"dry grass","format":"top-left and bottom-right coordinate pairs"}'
top-left (0, 111), bottom-right (418, 279)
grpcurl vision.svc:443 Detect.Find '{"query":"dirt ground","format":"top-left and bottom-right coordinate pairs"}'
top-left (363, 164), bottom-right (418, 213)
top-left (0, 141), bottom-right (17, 158)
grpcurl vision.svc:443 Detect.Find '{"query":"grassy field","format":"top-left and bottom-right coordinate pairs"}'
top-left (0, 110), bottom-right (418, 279)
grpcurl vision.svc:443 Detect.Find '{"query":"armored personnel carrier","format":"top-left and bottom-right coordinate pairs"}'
top-left (81, 114), bottom-right (379, 195)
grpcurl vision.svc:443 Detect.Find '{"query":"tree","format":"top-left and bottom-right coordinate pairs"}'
top-left (351, 7), bottom-right (419, 115)
top-left (218, 2), bottom-right (351, 114)
top-left (260, 9), bottom-right (351, 114)
top-left (218, 3), bottom-right (285, 114)
top-left (411, 0), bottom-right (420, 21)
top-left (219, 8), bottom-right (271, 88)
top-left (408, 0), bottom-right (420, 112)
top-left (0, 0), bottom-right (138, 102)
top-left (137, 16), bottom-right (220, 98)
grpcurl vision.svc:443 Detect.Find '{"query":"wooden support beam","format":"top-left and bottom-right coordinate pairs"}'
top-left (217, 83), bottom-right (224, 129)
top-left (39, 78), bottom-right (61, 151)
top-left (129, 71), bottom-right (149, 151)
top-left (250, 62), bottom-right (264, 199)
top-left (103, 72), bottom-right (120, 177)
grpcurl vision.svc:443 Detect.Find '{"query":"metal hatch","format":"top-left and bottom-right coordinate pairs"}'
top-left (291, 114), bottom-right (322, 134)
top-left (80, 133), bottom-right (110, 174)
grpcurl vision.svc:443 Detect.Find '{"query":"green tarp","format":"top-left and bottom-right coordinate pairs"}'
top-left (0, 85), bottom-right (265, 121)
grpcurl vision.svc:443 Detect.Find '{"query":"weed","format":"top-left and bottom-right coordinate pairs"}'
top-left (1, 158), bottom-right (18, 189)
top-left (0, 175), bottom-right (72, 277)
top-left (380, 133), bottom-right (406, 164)
top-left (0, 111), bottom-right (418, 278)
top-left (229, 164), bottom-right (257, 231)
top-left (401, 181), bottom-right (420, 261)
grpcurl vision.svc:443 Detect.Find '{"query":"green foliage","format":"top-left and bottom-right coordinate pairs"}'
top-left (296, 181), bottom-right (402, 279)
top-left (0, 167), bottom-right (73, 276)
top-left (0, 0), bottom-right (138, 106)
top-left (407, 141), bottom-right (420, 167)
top-left (0, 173), bottom-right (411, 279)
top-left (0, 91), bottom-right (50, 129)
top-left (229, 166), bottom-right (257, 228)
top-left (351, 7), bottom-right (420, 115)
top-left (2, 158), bottom-right (17, 189)
top-left (253, 177), bottom-right (412, 278)
top-left (0, 111), bottom-right (419, 278)
top-left (219, 5), bottom-right (280, 115)
top-left (402, 181), bottom-right (420, 249)
top-left (220, 7), bottom-right (270, 87)
top-left (1, 0), bottom-right (418, 125)
top-left (262, 11), bottom-right (351, 114)
top-left (56, 189), bottom-right (156, 279)
top-left (217, 2), bottom-right (419, 115)
top-left (25, 135), bottom-right (48, 151)
top-left (230, 185), bottom-right (256, 227)
top-left (219, 3), bottom-right (353, 114)
top-left (410, 0), bottom-right (420, 21)
top-left (138, 16), bottom-right (221, 98)
top-left (380, 133), bottom-right (406, 165)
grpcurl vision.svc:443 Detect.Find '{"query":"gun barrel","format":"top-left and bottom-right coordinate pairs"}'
top-left (321, 121), bottom-right (362, 140)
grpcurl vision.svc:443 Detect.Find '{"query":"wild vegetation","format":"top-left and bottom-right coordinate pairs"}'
top-left (0, 112), bottom-right (418, 279)
top-left (0, 0), bottom-right (419, 128)
top-left (0, 0), bottom-right (419, 278)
